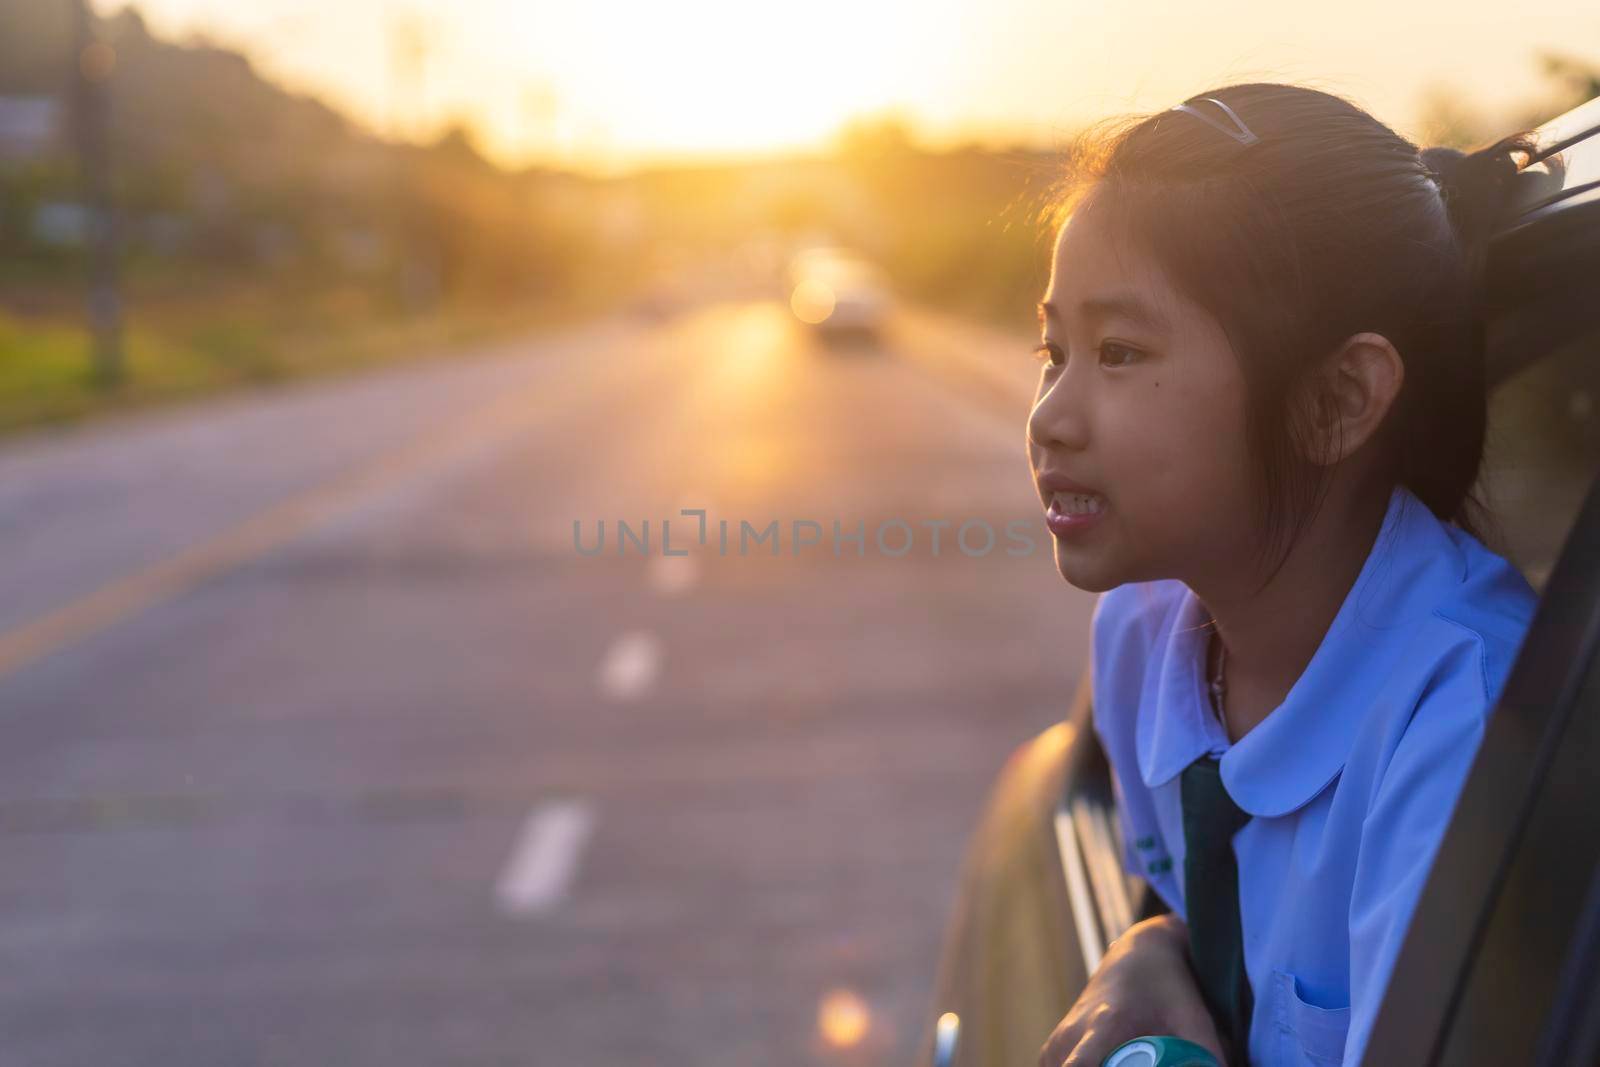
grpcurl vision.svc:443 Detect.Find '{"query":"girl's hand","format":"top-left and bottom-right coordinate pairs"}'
top-left (1037, 913), bottom-right (1229, 1067)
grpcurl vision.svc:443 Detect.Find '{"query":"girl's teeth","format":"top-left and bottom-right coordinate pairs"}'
top-left (1056, 492), bottom-right (1105, 516)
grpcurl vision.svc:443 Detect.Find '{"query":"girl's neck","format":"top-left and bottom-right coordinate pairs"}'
top-left (1196, 478), bottom-right (1392, 744)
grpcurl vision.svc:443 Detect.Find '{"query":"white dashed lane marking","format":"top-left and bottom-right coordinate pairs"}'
top-left (494, 800), bottom-right (596, 917)
top-left (597, 630), bottom-right (663, 701)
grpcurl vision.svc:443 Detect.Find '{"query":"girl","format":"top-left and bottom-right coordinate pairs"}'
top-left (1026, 84), bottom-right (1543, 1066)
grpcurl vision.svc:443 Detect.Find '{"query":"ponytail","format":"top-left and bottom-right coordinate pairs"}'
top-left (1420, 132), bottom-right (1541, 305)
top-left (1409, 133), bottom-right (1541, 545)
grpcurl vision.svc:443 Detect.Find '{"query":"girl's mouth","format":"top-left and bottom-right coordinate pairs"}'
top-left (1044, 491), bottom-right (1108, 537)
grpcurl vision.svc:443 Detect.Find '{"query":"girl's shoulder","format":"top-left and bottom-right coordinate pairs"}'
top-left (1433, 524), bottom-right (1541, 681)
top-left (1352, 530), bottom-right (1539, 803)
top-left (1372, 525), bottom-right (1542, 750)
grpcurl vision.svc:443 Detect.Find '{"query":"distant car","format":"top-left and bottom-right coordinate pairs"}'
top-left (921, 96), bottom-right (1600, 1067)
top-left (785, 247), bottom-right (890, 339)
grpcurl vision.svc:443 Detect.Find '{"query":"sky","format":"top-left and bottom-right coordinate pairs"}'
top-left (99, 0), bottom-right (1600, 174)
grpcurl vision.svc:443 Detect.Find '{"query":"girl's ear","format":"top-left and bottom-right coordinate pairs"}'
top-left (1298, 332), bottom-right (1405, 468)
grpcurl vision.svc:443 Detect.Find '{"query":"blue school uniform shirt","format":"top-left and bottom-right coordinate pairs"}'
top-left (1089, 483), bottom-right (1538, 1066)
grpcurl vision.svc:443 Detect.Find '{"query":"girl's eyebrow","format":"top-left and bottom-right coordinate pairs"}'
top-left (1038, 295), bottom-right (1170, 333)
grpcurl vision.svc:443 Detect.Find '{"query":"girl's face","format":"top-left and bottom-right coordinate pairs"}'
top-left (1027, 190), bottom-right (1261, 593)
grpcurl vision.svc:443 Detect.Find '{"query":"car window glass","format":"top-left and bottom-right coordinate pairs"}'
top-left (1482, 324), bottom-right (1600, 592)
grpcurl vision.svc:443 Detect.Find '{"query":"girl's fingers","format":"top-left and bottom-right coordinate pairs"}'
top-left (1060, 1030), bottom-right (1114, 1066)
top-left (1037, 1024), bottom-right (1082, 1067)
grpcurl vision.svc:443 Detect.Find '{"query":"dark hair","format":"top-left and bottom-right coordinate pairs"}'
top-left (1045, 82), bottom-right (1540, 588)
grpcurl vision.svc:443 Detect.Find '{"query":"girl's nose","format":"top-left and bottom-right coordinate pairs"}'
top-left (1027, 365), bottom-right (1091, 453)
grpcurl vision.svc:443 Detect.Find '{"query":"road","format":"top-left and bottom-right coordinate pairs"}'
top-left (0, 300), bottom-right (1095, 1065)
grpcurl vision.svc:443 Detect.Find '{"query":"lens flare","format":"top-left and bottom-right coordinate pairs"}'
top-left (790, 280), bottom-right (837, 324)
top-left (817, 987), bottom-right (871, 1049)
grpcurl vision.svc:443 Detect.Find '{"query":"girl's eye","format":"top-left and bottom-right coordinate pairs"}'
top-left (1098, 341), bottom-right (1143, 368)
top-left (1031, 340), bottom-right (1143, 369)
top-left (1032, 341), bottom-right (1064, 368)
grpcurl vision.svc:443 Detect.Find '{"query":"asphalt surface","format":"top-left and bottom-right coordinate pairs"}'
top-left (0, 301), bottom-right (1094, 1065)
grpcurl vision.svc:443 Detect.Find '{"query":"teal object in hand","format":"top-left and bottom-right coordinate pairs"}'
top-left (1101, 1035), bottom-right (1221, 1067)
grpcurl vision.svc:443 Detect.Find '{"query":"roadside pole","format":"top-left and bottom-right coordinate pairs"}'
top-left (70, 0), bottom-right (124, 388)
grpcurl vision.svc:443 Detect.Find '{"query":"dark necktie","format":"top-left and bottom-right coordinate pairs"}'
top-left (1181, 754), bottom-right (1254, 1065)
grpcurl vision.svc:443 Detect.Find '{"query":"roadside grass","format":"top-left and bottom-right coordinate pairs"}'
top-left (0, 282), bottom-right (611, 436)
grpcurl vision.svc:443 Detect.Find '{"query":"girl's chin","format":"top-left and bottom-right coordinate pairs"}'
top-left (1043, 550), bottom-right (1107, 591)
top-left (1051, 545), bottom-right (1123, 593)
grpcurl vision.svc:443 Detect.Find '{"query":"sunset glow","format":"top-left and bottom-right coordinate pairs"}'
top-left (90, 0), bottom-right (1600, 173)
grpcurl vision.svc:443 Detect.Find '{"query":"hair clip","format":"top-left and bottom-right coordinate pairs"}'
top-left (1170, 96), bottom-right (1260, 146)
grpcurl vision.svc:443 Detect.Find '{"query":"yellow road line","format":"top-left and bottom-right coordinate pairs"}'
top-left (0, 352), bottom-right (613, 683)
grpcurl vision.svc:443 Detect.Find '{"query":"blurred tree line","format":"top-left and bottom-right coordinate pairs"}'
top-left (0, 0), bottom-right (639, 317)
top-left (0, 0), bottom-right (656, 426)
